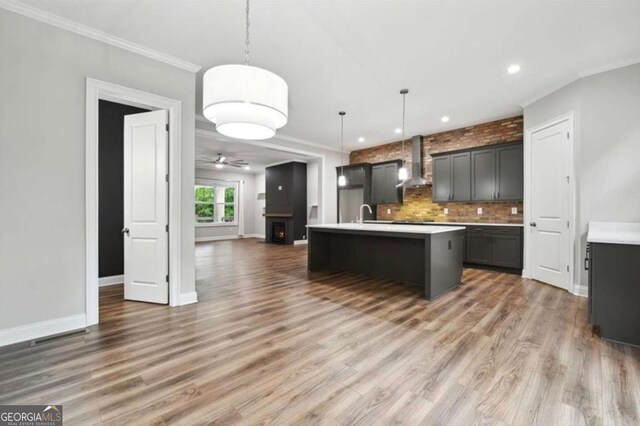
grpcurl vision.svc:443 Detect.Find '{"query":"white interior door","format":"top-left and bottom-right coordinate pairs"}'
top-left (529, 119), bottom-right (571, 289)
top-left (123, 110), bottom-right (169, 304)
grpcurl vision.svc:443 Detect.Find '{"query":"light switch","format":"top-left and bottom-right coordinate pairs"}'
top-left (444, 208), bottom-right (449, 215)
top-left (278, 185), bottom-right (282, 190)
top-left (477, 207), bottom-right (483, 215)
top-left (387, 208), bottom-right (391, 214)
top-left (511, 207), bottom-right (518, 214)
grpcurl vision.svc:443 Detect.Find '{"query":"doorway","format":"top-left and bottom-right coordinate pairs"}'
top-left (86, 78), bottom-right (188, 327)
top-left (524, 112), bottom-right (575, 291)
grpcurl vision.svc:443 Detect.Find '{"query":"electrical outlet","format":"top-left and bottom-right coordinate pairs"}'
top-left (511, 207), bottom-right (518, 214)
top-left (278, 185), bottom-right (282, 190)
top-left (444, 208), bottom-right (449, 215)
top-left (387, 208), bottom-right (391, 214)
top-left (477, 207), bottom-right (483, 215)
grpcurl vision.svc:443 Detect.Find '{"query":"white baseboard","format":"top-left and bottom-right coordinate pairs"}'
top-left (99, 274), bottom-right (124, 287)
top-left (195, 235), bottom-right (239, 242)
top-left (0, 314), bottom-right (86, 347)
top-left (572, 285), bottom-right (588, 297)
top-left (196, 234), bottom-right (264, 243)
top-left (294, 239), bottom-right (308, 245)
top-left (179, 291), bottom-right (198, 305)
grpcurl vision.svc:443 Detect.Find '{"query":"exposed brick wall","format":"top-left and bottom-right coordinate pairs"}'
top-left (350, 116), bottom-right (524, 223)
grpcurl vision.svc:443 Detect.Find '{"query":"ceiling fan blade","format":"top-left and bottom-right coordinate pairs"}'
top-left (227, 163), bottom-right (242, 168)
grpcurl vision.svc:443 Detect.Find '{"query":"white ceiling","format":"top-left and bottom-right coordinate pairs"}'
top-left (196, 130), bottom-right (315, 174)
top-left (21, 0), bottom-right (640, 150)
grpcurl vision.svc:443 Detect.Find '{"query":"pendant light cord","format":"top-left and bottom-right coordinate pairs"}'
top-left (401, 90), bottom-right (406, 169)
top-left (245, 0), bottom-right (250, 65)
top-left (340, 112), bottom-right (345, 175)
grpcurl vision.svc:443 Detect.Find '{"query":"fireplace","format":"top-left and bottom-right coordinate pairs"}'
top-left (272, 222), bottom-right (286, 244)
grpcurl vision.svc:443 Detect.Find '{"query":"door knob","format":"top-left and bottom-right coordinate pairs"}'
top-left (529, 222), bottom-right (537, 227)
top-left (122, 227), bottom-right (130, 235)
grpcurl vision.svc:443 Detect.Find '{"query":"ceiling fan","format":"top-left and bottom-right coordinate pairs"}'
top-left (200, 153), bottom-right (249, 169)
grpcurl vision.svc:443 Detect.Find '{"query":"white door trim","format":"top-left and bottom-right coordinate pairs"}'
top-left (86, 77), bottom-right (185, 326)
top-left (523, 111), bottom-right (579, 295)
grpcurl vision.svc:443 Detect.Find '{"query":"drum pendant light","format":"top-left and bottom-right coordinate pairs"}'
top-left (202, 0), bottom-right (288, 140)
top-left (398, 89), bottom-right (409, 181)
top-left (338, 111), bottom-right (347, 187)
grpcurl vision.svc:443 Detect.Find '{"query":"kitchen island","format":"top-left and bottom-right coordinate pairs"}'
top-left (307, 223), bottom-right (465, 300)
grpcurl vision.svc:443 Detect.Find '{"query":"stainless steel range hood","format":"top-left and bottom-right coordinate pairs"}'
top-left (397, 135), bottom-right (430, 188)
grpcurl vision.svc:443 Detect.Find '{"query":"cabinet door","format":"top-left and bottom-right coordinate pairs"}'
top-left (471, 148), bottom-right (496, 201)
top-left (432, 155), bottom-right (452, 202)
top-left (491, 233), bottom-right (522, 268)
top-left (384, 163), bottom-right (400, 204)
top-left (466, 232), bottom-right (493, 264)
top-left (350, 166), bottom-right (365, 186)
top-left (451, 152), bottom-right (471, 201)
top-left (371, 165), bottom-right (385, 204)
top-left (496, 144), bottom-right (523, 200)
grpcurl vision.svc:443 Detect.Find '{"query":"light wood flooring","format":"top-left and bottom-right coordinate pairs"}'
top-left (1, 238), bottom-right (639, 425)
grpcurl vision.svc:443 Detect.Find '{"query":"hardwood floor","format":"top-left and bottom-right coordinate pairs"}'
top-left (1, 238), bottom-right (639, 425)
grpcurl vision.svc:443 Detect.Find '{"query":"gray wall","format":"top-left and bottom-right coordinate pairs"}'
top-left (0, 9), bottom-right (196, 330)
top-left (524, 63), bottom-right (640, 287)
top-left (194, 169), bottom-right (257, 240)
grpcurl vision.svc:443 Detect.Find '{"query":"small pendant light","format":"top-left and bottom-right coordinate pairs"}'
top-left (398, 89), bottom-right (409, 181)
top-left (338, 111), bottom-right (347, 187)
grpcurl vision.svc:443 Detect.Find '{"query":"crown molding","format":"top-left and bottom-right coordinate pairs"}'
top-left (578, 56), bottom-right (640, 78)
top-left (0, 0), bottom-right (201, 73)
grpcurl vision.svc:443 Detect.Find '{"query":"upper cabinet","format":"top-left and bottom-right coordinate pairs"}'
top-left (336, 163), bottom-right (369, 188)
top-left (432, 141), bottom-right (523, 203)
top-left (371, 161), bottom-right (403, 205)
top-left (433, 153), bottom-right (471, 202)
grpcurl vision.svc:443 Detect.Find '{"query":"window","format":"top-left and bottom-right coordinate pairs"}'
top-left (195, 180), bottom-right (237, 225)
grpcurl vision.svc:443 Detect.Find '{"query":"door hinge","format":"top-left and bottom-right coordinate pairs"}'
top-left (166, 274), bottom-right (169, 283)
top-left (566, 132), bottom-right (570, 139)
top-left (567, 220), bottom-right (570, 228)
top-left (566, 265), bottom-right (570, 272)
top-left (165, 174), bottom-right (169, 182)
top-left (165, 123), bottom-right (169, 132)
top-left (166, 224), bottom-right (169, 232)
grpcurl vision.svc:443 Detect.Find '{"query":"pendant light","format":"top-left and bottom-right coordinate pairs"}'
top-left (337, 111), bottom-right (347, 187)
top-left (202, 0), bottom-right (288, 140)
top-left (398, 89), bottom-right (409, 181)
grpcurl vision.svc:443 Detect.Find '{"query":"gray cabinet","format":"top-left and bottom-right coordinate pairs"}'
top-left (432, 156), bottom-right (451, 202)
top-left (495, 144), bottom-right (523, 200)
top-left (432, 152), bottom-right (471, 202)
top-left (588, 242), bottom-right (640, 346)
top-left (465, 226), bottom-right (522, 269)
top-left (432, 141), bottom-right (522, 203)
top-left (371, 161), bottom-right (402, 205)
top-left (471, 149), bottom-right (496, 201)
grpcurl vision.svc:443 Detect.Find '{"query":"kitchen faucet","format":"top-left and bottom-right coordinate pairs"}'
top-left (359, 204), bottom-right (372, 224)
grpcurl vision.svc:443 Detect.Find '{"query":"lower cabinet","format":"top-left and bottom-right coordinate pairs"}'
top-left (465, 226), bottom-right (522, 269)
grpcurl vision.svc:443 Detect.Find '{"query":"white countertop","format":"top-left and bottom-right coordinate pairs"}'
top-left (587, 222), bottom-right (640, 245)
top-left (364, 220), bottom-right (524, 227)
top-left (307, 223), bottom-right (466, 234)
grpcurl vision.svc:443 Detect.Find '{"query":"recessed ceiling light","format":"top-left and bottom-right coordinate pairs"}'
top-left (358, 137), bottom-right (365, 143)
top-left (215, 164), bottom-right (224, 169)
top-left (441, 116), bottom-right (450, 123)
top-left (394, 128), bottom-right (402, 134)
top-left (507, 64), bottom-right (521, 74)
top-left (244, 166), bottom-right (251, 170)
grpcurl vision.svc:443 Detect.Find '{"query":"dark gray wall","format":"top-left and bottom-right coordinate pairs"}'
top-left (98, 100), bottom-right (149, 278)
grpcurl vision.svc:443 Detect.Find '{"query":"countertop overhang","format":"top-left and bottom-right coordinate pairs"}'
top-left (587, 221), bottom-right (640, 245)
top-left (306, 223), bottom-right (465, 235)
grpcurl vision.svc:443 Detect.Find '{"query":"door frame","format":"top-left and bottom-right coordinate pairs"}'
top-left (523, 111), bottom-right (579, 295)
top-left (85, 78), bottom-right (184, 326)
